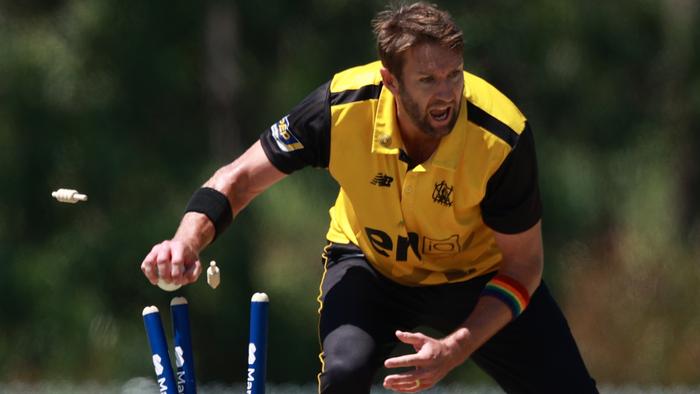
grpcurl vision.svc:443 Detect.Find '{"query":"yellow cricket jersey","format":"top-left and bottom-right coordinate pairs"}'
top-left (260, 61), bottom-right (541, 286)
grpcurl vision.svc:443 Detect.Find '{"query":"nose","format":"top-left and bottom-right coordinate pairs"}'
top-left (434, 80), bottom-right (454, 102)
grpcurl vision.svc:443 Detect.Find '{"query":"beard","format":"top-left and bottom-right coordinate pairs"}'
top-left (397, 85), bottom-right (460, 137)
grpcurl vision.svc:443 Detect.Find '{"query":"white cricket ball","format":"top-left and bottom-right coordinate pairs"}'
top-left (157, 278), bottom-right (182, 292)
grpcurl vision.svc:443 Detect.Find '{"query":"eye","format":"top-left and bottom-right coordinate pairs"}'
top-left (449, 70), bottom-right (462, 80)
top-left (419, 76), bottom-right (434, 84)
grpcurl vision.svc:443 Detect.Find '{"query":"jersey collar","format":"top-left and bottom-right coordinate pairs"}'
top-left (372, 86), bottom-right (403, 154)
top-left (372, 84), bottom-right (468, 171)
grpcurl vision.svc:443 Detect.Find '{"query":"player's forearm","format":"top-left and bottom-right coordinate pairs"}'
top-left (447, 294), bottom-right (524, 360)
top-left (172, 212), bottom-right (216, 253)
top-left (204, 161), bottom-right (256, 216)
top-left (168, 151), bottom-right (260, 252)
top-left (169, 162), bottom-right (251, 252)
top-left (172, 141), bottom-right (286, 252)
top-left (203, 141), bottom-right (285, 216)
top-left (447, 255), bottom-right (543, 361)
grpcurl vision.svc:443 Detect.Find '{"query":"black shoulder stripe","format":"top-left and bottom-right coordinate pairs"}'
top-left (467, 101), bottom-right (520, 148)
top-left (330, 83), bottom-right (383, 106)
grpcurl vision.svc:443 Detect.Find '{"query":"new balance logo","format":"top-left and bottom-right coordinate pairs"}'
top-left (371, 173), bottom-right (393, 187)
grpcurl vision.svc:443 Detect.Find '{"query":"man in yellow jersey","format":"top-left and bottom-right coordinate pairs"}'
top-left (141, 2), bottom-right (598, 393)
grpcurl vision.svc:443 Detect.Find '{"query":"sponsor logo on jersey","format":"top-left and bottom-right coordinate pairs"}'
top-left (365, 227), bottom-right (468, 261)
top-left (422, 235), bottom-right (460, 255)
top-left (271, 115), bottom-right (304, 152)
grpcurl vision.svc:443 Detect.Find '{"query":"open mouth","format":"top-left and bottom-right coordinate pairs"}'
top-left (429, 107), bottom-right (451, 123)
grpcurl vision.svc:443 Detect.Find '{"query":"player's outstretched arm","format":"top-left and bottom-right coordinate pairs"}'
top-left (383, 221), bottom-right (544, 392)
top-left (141, 141), bottom-right (287, 287)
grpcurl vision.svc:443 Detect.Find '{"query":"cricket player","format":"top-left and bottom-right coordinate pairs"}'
top-left (141, 2), bottom-right (598, 393)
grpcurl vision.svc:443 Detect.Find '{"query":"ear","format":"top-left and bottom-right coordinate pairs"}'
top-left (380, 67), bottom-right (400, 95)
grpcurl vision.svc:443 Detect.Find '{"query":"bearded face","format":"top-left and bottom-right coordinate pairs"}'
top-left (393, 43), bottom-right (464, 138)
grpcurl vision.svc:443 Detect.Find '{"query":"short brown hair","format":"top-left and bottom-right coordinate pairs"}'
top-left (372, 2), bottom-right (464, 78)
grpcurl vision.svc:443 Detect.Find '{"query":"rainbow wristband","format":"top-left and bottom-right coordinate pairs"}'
top-left (481, 275), bottom-right (531, 319)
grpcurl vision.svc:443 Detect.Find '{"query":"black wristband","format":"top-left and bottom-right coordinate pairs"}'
top-left (184, 187), bottom-right (233, 241)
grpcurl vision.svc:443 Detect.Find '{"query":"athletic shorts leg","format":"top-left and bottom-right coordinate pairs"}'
top-left (316, 243), bottom-right (404, 394)
top-left (471, 282), bottom-right (599, 394)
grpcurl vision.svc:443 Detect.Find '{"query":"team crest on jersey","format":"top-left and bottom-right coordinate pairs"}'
top-left (271, 116), bottom-right (304, 152)
top-left (432, 180), bottom-right (454, 206)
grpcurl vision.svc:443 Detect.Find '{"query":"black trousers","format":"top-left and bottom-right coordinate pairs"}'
top-left (317, 243), bottom-right (598, 394)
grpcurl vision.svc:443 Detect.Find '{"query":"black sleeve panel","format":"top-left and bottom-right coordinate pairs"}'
top-left (259, 81), bottom-right (332, 174)
top-left (480, 123), bottom-right (542, 234)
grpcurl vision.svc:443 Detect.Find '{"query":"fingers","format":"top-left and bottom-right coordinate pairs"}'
top-left (385, 352), bottom-right (428, 369)
top-left (183, 259), bottom-right (203, 283)
top-left (156, 244), bottom-right (173, 282)
top-left (385, 331), bottom-right (430, 369)
top-left (383, 330), bottom-right (464, 392)
top-left (395, 330), bottom-right (428, 345)
top-left (170, 245), bottom-right (185, 284)
top-left (141, 244), bottom-right (160, 285)
top-left (141, 240), bottom-right (200, 287)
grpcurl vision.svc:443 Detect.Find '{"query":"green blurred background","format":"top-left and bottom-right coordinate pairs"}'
top-left (0, 0), bottom-right (699, 389)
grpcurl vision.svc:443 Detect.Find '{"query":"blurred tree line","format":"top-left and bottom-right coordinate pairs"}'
top-left (0, 0), bottom-right (698, 387)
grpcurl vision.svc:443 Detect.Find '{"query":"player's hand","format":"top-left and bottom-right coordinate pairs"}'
top-left (141, 239), bottom-right (203, 286)
top-left (383, 328), bottom-right (471, 392)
